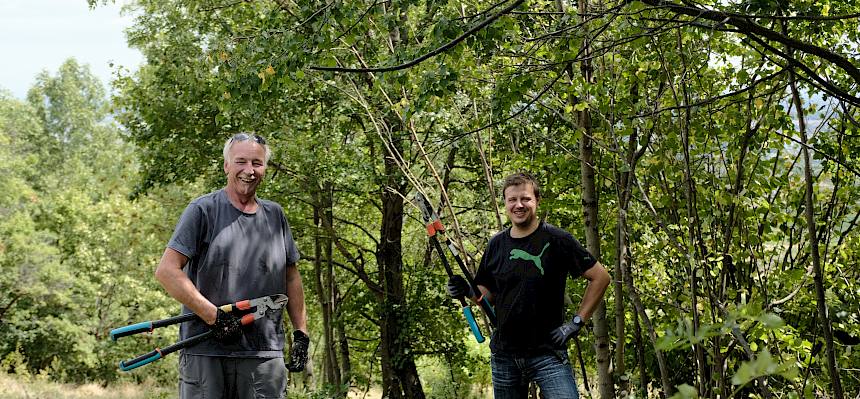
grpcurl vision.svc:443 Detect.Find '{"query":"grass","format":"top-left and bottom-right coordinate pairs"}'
top-left (0, 372), bottom-right (387, 399)
top-left (0, 372), bottom-right (175, 399)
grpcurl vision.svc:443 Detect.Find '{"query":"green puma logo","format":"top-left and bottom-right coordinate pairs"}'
top-left (509, 243), bottom-right (550, 275)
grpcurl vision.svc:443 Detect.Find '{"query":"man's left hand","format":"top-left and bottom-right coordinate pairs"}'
top-left (287, 330), bottom-right (310, 372)
top-left (549, 314), bottom-right (584, 346)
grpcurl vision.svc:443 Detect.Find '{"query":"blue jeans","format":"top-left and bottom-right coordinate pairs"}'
top-left (491, 350), bottom-right (580, 399)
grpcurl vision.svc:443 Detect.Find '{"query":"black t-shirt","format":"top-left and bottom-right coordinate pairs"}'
top-left (474, 221), bottom-right (596, 355)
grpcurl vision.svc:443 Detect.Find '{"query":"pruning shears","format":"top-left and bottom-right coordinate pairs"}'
top-left (110, 294), bottom-right (289, 371)
top-left (414, 192), bottom-right (497, 343)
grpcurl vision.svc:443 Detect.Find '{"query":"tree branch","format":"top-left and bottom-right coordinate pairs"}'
top-left (635, 70), bottom-right (786, 117)
top-left (772, 130), bottom-right (860, 179)
top-left (637, 0), bottom-right (860, 87)
top-left (309, 0), bottom-right (525, 73)
top-left (741, 33), bottom-right (860, 106)
top-left (198, 0), bottom-right (248, 13)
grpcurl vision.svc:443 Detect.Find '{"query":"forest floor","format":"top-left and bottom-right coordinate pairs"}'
top-left (0, 372), bottom-right (386, 399)
top-left (0, 372), bottom-right (174, 399)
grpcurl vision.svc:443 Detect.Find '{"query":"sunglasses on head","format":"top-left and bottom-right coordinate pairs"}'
top-left (230, 133), bottom-right (267, 145)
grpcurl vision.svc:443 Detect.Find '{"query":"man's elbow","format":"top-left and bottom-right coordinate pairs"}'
top-left (590, 263), bottom-right (612, 291)
top-left (154, 263), bottom-right (170, 286)
top-left (599, 268), bottom-right (611, 292)
top-left (154, 248), bottom-right (187, 285)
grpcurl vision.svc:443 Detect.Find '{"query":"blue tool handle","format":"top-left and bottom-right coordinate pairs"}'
top-left (480, 297), bottom-right (497, 324)
top-left (111, 322), bottom-right (152, 341)
top-left (463, 307), bottom-right (485, 343)
top-left (119, 349), bottom-right (162, 371)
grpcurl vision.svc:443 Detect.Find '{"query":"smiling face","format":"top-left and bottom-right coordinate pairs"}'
top-left (224, 140), bottom-right (267, 199)
top-left (504, 182), bottom-right (540, 232)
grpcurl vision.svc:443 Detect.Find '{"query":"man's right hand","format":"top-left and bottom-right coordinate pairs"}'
top-left (446, 275), bottom-right (474, 299)
top-left (210, 309), bottom-right (243, 343)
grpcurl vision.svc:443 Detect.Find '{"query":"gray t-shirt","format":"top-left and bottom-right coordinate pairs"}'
top-left (167, 189), bottom-right (300, 357)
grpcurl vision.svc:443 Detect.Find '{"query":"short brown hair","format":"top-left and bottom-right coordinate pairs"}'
top-left (502, 172), bottom-right (541, 201)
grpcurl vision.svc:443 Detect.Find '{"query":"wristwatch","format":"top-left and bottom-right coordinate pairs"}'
top-left (572, 314), bottom-right (584, 327)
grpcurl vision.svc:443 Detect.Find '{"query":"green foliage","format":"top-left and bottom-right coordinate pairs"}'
top-left (0, 60), bottom-right (187, 385)
top-left (107, 0), bottom-right (860, 393)
top-left (731, 350), bottom-right (798, 388)
top-left (6, 0), bottom-right (860, 396)
top-left (668, 384), bottom-right (698, 399)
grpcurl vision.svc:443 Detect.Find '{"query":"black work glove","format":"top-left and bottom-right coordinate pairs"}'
top-left (210, 309), bottom-right (244, 343)
top-left (549, 314), bottom-right (584, 347)
top-left (446, 275), bottom-right (474, 299)
top-left (287, 330), bottom-right (310, 372)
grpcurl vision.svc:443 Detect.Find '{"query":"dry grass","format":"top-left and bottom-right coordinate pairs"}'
top-left (0, 373), bottom-right (175, 399)
top-left (0, 373), bottom-right (386, 399)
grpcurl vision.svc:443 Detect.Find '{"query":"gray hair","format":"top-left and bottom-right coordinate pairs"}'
top-left (223, 133), bottom-right (272, 164)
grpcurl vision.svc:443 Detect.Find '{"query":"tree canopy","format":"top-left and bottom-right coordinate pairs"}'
top-left (1, 1), bottom-right (858, 398)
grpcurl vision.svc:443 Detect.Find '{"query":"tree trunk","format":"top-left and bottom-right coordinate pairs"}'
top-left (632, 307), bottom-right (647, 395)
top-left (378, 137), bottom-right (425, 399)
top-left (621, 215), bottom-right (672, 399)
top-left (789, 72), bottom-right (844, 399)
top-left (313, 183), bottom-right (343, 393)
top-left (613, 218), bottom-right (627, 396)
top-left (634, 176), bottom-right (679, 397)
top-left (335, 284), bottom-right (352, 395)
top-left (580, 104), bottom-right (612, 399)
top-left (672, 29), bottom-right (709, 396)
top-left (611, 81), bottom-right (643, 399)
top-left (577, 0), bottom-right (613, 397)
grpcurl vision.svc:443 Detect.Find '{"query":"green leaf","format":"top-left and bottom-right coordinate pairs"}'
top-left (731, 350), bottom-right (798, 387)
top-left (669, 384), bottom-right (698, 399)
top-left (759, 313), bottom-right (785, 329)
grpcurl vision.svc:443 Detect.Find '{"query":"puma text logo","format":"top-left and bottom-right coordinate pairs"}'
top-left (509, 243), bottom-right (550, 275)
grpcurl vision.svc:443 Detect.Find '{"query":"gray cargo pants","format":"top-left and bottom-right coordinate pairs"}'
top-left (179, 352), bottom-right (287, 399)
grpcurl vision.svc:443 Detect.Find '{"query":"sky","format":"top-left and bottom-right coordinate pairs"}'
top-left (0, 0), bottom-right (143, 99)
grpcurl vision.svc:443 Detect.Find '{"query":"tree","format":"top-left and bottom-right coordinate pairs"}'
top-left (94, 0), bottom-right (860, 396)
top-left (0, 60), bottom-right (187, 384)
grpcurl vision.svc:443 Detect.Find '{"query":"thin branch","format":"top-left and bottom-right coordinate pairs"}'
top-left (332, 215), bottom-right (380, 246)
top-left (637, 0), bottom-right (860, 86)
top-left (741, 33), bottom-right (860, 106)
top-left (510, 11), bottom-right (565, 16)
top-left (298, 3), bottom-right (332, 28)
top-left (309, 0), bottom-right (526, 73)
top-left (635, 71), bottom-right (786, 117)
top-left (714, 10), bottom-right (860, 22)
top-left (525, 1), bottom-right (627, 43)
top-left (198, 0), bottom-right (247, 13)
top-left (460, 63), bottom-right (569, 136)
top-left (772, 130), bottom-right (860, 178)
top-left (332, 1), bottom-right (384, 43)
top-left (452, 0), bottom-right (513, 21)
top-left (0, 291), bottom-right (23, 322)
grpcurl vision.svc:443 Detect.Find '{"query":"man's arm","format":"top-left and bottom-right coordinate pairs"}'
top-left (285, 263), bottom-right (307, 333)
top-left (575, 261), bottom-right (611, 321)
top-left (154, 247), bottom-right (219, 324)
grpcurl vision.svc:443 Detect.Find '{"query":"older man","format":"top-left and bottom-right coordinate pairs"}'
top-left (155, 133), bottom-right (309, 399)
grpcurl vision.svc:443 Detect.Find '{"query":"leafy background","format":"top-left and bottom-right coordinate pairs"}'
top-left (1, 0), bottom-right (859, 398)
